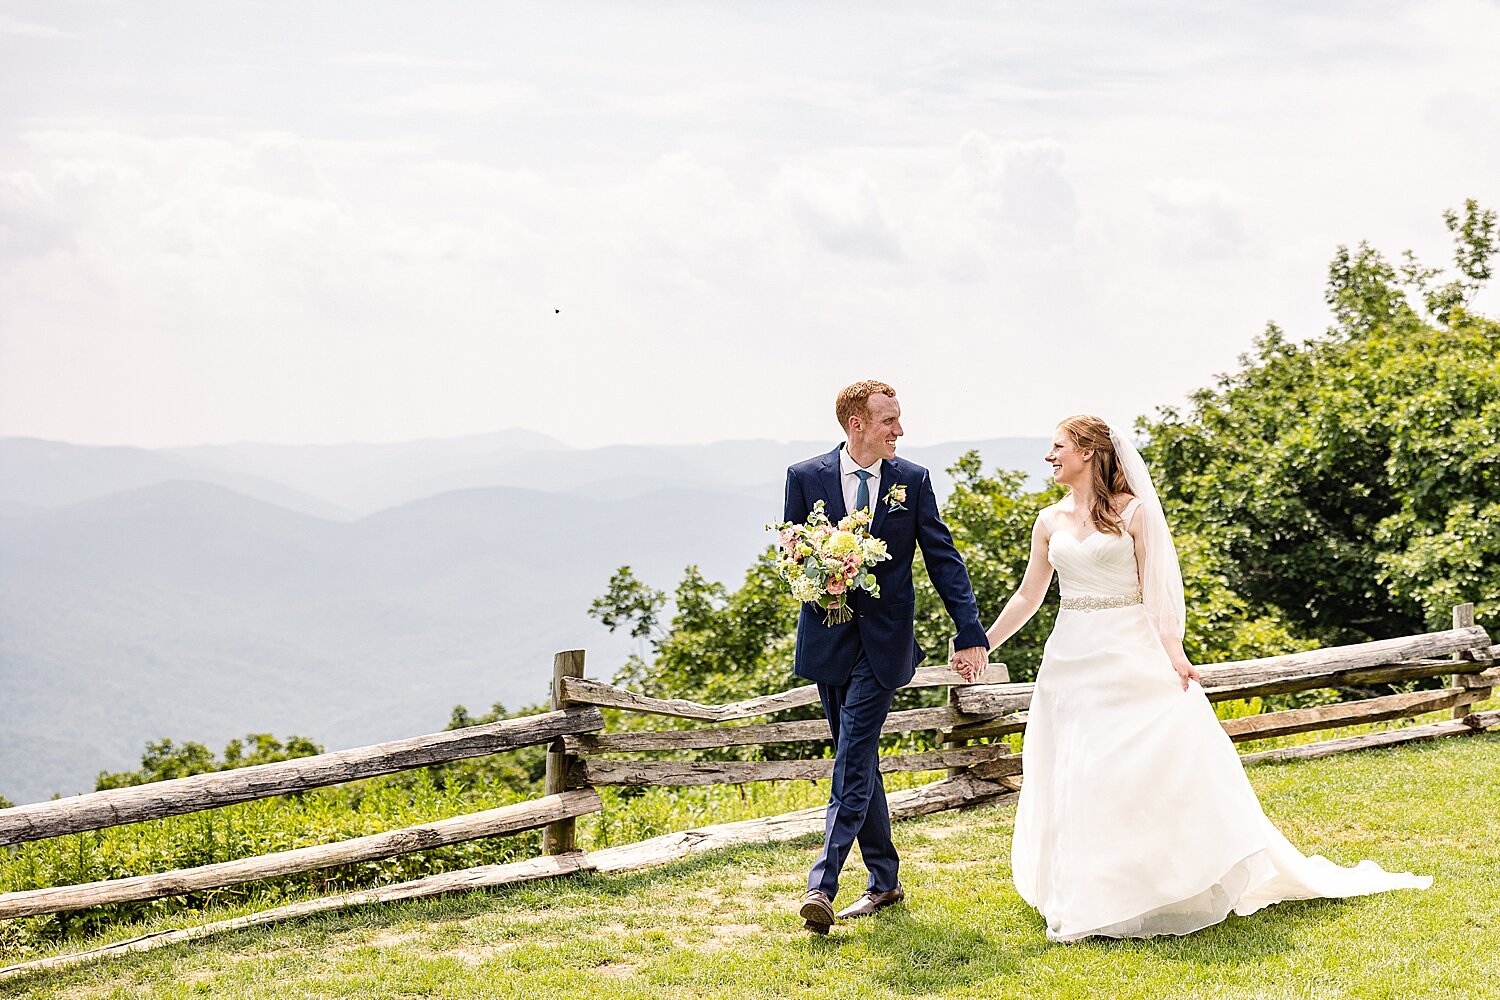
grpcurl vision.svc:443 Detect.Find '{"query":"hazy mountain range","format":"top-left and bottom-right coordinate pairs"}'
top-left (0, 432), bottom-right (1048, 804)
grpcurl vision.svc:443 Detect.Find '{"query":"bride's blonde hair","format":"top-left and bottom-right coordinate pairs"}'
top-left (1058, 414), bottom-right (1133, 535)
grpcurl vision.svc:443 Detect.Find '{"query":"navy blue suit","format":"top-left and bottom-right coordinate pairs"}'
top-left (785, 445), bottom-right (988, 900)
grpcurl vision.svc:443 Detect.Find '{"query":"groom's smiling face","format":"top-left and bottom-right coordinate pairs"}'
top-left (849, 393), bottom-right (903, 464)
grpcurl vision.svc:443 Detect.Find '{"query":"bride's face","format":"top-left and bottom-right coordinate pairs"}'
top-left (1045, 428), bottom-right (1092, 490)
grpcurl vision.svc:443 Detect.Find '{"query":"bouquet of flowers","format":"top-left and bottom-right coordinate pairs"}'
top-left (769, 500), bottom-right (892, 625)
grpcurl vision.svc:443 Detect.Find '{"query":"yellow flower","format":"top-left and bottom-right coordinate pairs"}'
top-left (827, 530), bottom-right (860, 557)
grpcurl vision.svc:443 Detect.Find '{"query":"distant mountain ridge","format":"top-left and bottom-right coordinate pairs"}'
top-left (0, 437), bottom-right (353, 519)
top-left (2, 433), bottom-right (1050, 518)
top-left (0, 431), bottom-right (1049, 804)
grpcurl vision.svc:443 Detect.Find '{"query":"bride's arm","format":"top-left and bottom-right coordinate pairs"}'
top-left (1130, 516), bottom-right (1202, 690)
top-left (982, 514), bottom-right (1054, 649)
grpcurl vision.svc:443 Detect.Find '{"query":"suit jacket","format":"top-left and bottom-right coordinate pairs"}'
top-left (784, 444), bottom-right (990, 689)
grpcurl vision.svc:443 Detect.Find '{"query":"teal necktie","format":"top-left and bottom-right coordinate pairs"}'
top-left (854, 469), bottom-right (872, 517)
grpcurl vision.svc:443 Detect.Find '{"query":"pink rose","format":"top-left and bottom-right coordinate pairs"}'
top-left (826, 577), bottom-right (847, 595)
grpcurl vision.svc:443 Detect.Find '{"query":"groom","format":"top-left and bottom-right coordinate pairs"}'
top-left (785, 380), bottom-right (990, 933)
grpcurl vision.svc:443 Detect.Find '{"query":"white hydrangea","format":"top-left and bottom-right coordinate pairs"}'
top-left (790, 576), bottom-right (821, 603)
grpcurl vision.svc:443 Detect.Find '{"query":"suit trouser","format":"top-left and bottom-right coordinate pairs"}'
top-left (808, 651), bottom-right (900, 900)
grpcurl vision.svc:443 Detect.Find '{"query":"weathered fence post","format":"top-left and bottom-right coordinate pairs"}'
top-left (543, 649), bottom-right (587, 854)
top-left (944, 683), bottom-right (970, 778)
top-left (1452, 603), bottom-right (1480, 720)
top-left (940, 640), bottom-right (967, 778)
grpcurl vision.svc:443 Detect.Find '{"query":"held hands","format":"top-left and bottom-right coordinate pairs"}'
top-left (950, 645), bottom-right (989, 683)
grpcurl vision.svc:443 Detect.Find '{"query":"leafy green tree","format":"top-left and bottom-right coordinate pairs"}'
top-left (0, 793), bottom-right (12, 809)
top-left (1142, 200), bottom-right (1499, 641)
top-left (589, 558), bottom-right (813, 760)
top-left (95, 738), bottom-right (217, 789)
top-left (220, 733), bottom-right (322, 769)
top-left (591, 559), bottom-right (800, 706)
top-left (588, 566), bottom-right (668, 641)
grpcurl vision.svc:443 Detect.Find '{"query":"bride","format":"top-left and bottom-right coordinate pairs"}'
top-left (968, 414), bottom-right (1431, 942)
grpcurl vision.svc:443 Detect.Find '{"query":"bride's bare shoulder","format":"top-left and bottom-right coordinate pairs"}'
top-left (1114, 493), bottom-right (1147, 535)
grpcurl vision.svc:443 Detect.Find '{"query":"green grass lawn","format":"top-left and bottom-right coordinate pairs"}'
top-left (3, 731), bottom-right (1496, 999)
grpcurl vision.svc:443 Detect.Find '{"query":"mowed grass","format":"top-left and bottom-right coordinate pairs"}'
top-left (2, 732), bottom-right (1497, 999)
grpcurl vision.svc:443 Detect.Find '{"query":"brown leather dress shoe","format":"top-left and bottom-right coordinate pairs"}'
top-left (798, 889), bottom-right (835, 933)
top-left (835, 884), bottom-right (905, 920)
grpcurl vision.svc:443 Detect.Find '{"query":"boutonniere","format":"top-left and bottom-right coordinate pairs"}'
top-left (884, 484), bottom-right (908, 512)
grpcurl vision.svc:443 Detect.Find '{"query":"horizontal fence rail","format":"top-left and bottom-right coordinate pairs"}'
top-left (571, 745), bottom-right (1020, 788)
top-left (562, 704), bottom-right (984, 754)
top-left (1238, 710), bottom-right (1500, 765)
top-left (583, 771), bottom-right (1010, 876)
top-left (0, 707), bottom-right (604, 848)
top-left (560, 664), bottom-right (1009, 723)
top-left (1219, 687), bottom-right (1471, 742)
top-left (0, 790), bottom-right (602, 921)
top-left (954, 625), bottom-right (1495, 717)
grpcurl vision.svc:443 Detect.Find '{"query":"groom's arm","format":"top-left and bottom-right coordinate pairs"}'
top-left (914, 469), bottom-right (990, 652)
top-left (784, 466), bottom-right (810, 524)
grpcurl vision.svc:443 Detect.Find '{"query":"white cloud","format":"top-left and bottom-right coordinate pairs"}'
top-left (1146, 178), bottom-right (1250, 260)
top-left (0, 16), bottom-right (74, 39)
top-left (328, 52), bottom-right (484, 71)
top-left (366, 81), bottom-right (538, 117)
top-left (775, 167), bottom-right (903, 262)
top-left (0, 2), bottom-right (1497, 448)
top-left (0, 170), bottom-right (65, 255)
top-left (954, 134), bottom-right (1079, 250)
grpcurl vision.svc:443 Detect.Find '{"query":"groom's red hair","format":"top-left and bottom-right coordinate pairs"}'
top-left (836, 380), bottom-right (897, 432)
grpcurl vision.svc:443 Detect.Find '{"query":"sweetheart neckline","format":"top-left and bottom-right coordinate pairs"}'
top-left (1050, 530), bottom-right (1128, 547)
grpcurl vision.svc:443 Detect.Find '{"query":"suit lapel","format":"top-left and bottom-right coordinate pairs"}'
top-left (870, 458), bottom-right (896, 536)
top-left (820, 446), bottom-right (847, 522)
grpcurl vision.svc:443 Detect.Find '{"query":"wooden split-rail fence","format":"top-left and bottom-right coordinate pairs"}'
top-left (1, 604), bottom-right (1496, 978)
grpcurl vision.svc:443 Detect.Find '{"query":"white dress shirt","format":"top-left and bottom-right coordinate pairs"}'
top-left (839, 446), bottom-right (883, 519)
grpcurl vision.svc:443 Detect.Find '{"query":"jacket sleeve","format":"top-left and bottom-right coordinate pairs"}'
top-left (914, 469), bottom-right (990, 650)
top-left (784, 466), bottom-right (809, 525)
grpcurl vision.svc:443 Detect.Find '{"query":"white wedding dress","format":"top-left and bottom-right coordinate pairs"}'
top-left (1011, 500), bottom-right (1432, 942)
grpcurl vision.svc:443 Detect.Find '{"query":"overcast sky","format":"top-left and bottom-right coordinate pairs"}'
top-left (2, 1), bottom-right (1497, 449)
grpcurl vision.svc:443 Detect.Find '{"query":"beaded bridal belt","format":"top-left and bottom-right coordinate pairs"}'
top-left (1060, 589), bottom-right (1143, 611)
